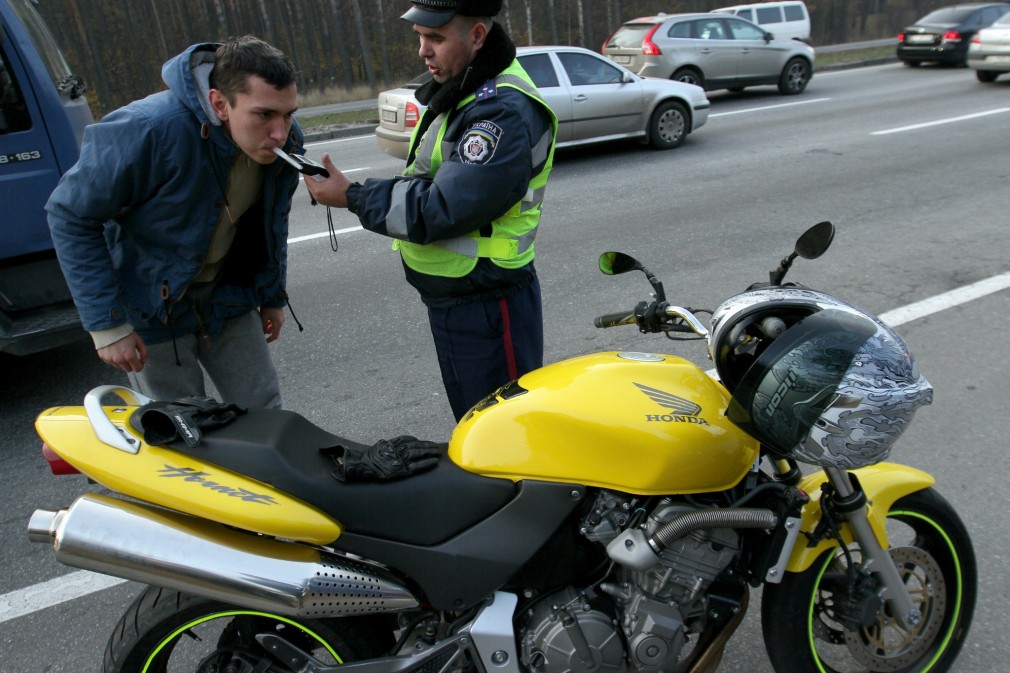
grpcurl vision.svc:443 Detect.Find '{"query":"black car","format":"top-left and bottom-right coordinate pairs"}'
top-left (897, 3), bottom-right (1010, 66)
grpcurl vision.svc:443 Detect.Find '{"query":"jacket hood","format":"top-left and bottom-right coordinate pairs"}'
top-left (162, 42), bottom-right (223, 126)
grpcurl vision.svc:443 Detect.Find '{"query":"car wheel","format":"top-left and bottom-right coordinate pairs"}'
top-left (671, 67), bottom-right (703, 88)
top-left (778, 57), bottom-right (811, 95)
top-left (976, 69), bottom-right (999, 83)
top-left (648, 100), bottom-right (689, 150)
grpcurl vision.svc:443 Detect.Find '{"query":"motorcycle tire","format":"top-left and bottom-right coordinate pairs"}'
top-left (761, 487), bottom-right (976, 673)
top-left (103, 586), bottom-right (393, 673)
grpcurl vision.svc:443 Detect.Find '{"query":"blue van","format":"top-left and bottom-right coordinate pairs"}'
top-left (0, 0), bottom-right (92, 355)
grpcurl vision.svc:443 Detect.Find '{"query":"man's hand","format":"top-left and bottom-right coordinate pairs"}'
top-left (303, 153), bottom-right (351, 208)
top-left (98, 332), bottom-right (148, 373)
top-left (261, 306), bottom-right (285, 343)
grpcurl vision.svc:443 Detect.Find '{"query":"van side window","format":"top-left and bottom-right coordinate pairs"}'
top-left (0, 48), bottom-right (33, 134)
top-left (755, 6), bottom-right (784, 24)
top-left (736, 9), bottom-right (754, 21)
top-left (784, 4), bottom-right (807, 21)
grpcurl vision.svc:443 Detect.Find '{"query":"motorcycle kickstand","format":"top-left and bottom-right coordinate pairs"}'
top-left (824, 467), bottom-right (922, 631)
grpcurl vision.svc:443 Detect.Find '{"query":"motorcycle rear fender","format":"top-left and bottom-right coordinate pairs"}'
top-left (785, 463), bottom-right (936, 573)
top-left (35, 405), bottom-right (342, 544)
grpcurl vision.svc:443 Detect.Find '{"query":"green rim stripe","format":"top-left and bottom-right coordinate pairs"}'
top-left (141, 609), bottom-right (343, 672)
top-left (805, 508), bottom-right (964, 673)
top-left (891, 509), bottom-right (964, 673)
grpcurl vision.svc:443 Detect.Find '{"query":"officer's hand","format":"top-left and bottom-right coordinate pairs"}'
top-left (304, 153), bottom-right (351, 208)
top-left (336, 436), bottom-right (442, 482)
top-left (98, 332), bottom-right (148, 373)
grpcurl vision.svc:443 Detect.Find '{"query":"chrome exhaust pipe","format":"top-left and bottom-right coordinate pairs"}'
top-left (28, 493), bottom-right (418, 617)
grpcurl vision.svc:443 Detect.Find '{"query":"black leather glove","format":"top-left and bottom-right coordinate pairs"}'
top-left (138, 396), bottom-right (247, 447)
top-left (334, 436), bottom-right (442, 482)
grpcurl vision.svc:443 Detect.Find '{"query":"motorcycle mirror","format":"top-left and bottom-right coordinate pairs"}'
top-left (599, 251), bottom-right (640, 276)
top-left (794, 221), bottom-right (834, 260)
top-left (598, 251), bottom-right (666, 302)
top-left (769, 221), bottom-right (834, 286)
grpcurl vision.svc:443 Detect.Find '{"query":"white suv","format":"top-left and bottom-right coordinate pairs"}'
top-left (602, 13), bottom-right (815, 95)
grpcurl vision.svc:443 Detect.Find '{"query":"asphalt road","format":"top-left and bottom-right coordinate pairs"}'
top-left (2, 62), bottom-right (1009, 672)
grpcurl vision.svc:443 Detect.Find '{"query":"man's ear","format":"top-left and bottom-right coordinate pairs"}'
top-left (208, 88), bottom-right (230, 122)
top-left (471, 20), bottom-right (489, 50)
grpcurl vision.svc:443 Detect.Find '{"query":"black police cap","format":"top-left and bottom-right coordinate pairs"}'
top-left (401, 0), bottom-right (503, 28)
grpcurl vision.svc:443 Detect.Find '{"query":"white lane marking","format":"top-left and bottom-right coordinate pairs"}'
top-left (289, 225), bottom-right (363, 244)
top-left (0, 571), bottom-right (127, 624)
top-left (872, 108), bottom-right (1010, 135)
top-left (709, 97), bottom-right (830, 118)
top-left (879, 271), bottom-right (1010, 327)
top-left (4, 270), bottom-right (1009, 622)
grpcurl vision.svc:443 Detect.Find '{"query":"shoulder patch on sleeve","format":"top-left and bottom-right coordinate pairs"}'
top-left (458, 120), bottom-right (503, 165)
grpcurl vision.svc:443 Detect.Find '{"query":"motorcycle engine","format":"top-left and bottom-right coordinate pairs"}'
top-left (522, 492), bottom-right (741, 673)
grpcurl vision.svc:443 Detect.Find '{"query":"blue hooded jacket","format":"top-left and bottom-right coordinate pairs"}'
top-left (46, 43), bottom-right (304, 344)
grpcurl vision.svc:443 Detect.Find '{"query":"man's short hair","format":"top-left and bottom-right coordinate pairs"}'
top-left (210, 35), bottom-right (296, 102)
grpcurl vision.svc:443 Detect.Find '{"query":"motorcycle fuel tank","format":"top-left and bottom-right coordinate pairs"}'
top-left (450, 352), bottom-right (760, 494)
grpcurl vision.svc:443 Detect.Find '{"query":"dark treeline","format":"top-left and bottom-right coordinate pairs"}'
top-left (36, 0), bottom-right (933, 116)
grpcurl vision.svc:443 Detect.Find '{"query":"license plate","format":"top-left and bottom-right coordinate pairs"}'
top-left (381, 109), bottom-right (397, 123)
top-left (613, 55), bottom-right (631, 64)
top-left (986, 55), bottom-right (1010, 63)
top-left (906, 34), bottom-right (935, 44)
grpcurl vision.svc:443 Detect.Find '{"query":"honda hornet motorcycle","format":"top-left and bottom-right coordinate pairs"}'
top-left (29, 222), bottom-right (976, 673)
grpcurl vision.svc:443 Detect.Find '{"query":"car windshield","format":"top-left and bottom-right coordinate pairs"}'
top-left (606, 23), bottom-right (657, 48)
top-left (917, 7), bottom-right (977, 23)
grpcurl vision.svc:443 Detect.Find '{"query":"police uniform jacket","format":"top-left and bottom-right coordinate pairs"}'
top-left (346, 23), bottom-right (555, 307)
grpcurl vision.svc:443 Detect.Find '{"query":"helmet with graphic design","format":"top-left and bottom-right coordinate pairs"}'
top-left (709, 288), bottom-right (933, 468)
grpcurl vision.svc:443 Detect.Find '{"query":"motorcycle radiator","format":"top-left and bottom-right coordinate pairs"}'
top-left (28, 493), bottom-right (418, 617)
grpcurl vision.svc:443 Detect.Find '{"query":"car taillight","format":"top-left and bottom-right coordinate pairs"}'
top-left (42, 443), bottom-right (80, 475)
top-left (898, 31), bottom-right (906, 42)
top-left (943, 30), bottom-right (962, 43)
top-left (405, 102), bottom-right (419, 128)
top-left (972, 34), bottom-right (982, 44)
top-left (643, 24), bottom-right (662, 56)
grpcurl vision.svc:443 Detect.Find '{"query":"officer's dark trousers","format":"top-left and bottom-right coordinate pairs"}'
top-left (427, 276), bottom-right (543, 421)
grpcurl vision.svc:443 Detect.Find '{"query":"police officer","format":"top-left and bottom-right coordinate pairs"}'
top-left (307, 0), bottom-right (558, 421)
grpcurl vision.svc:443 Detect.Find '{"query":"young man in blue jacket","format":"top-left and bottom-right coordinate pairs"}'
top-left (307, 0), bottom-right (558, 421)
top-left (47, 36), bottom-right (305, 409)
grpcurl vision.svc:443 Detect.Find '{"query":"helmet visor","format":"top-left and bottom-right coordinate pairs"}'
top-left (727, 309), bottom-right (876, 456)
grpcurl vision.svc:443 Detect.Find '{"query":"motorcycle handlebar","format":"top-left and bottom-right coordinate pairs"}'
top-left (594, 311), bottom-right (638, 328)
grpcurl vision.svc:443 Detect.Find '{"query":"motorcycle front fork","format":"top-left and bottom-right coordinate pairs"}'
top-left (822, 466), bottom-right (922, 631)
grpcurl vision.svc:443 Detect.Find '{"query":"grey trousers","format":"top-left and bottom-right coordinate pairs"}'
top-left (128, 310), bottom-right (283, 409)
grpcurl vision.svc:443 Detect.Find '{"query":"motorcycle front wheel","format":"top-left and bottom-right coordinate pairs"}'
top-left (103, 586), bottom-right (392, 673)
top-left (761, 487), bottom-right (976, 673)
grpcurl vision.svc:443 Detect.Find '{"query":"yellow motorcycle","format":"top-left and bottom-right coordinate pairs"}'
top-left (29, 222), bottom-right (975, 673)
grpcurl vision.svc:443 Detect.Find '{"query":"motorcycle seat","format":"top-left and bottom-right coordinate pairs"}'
top-left (131, 407), bottom-right (516, 546)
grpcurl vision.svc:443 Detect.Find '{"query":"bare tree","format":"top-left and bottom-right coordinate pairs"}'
top-left (349, 0), bottom-right (377, 88)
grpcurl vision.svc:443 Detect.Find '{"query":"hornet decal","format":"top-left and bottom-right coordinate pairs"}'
top-left (158, 465), bottom-right (278, 505)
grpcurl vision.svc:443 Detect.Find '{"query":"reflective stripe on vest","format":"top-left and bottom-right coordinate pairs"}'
top-left (392, 61), bottom-right (558, 278)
